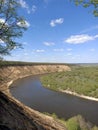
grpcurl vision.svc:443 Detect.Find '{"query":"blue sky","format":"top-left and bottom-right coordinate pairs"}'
top-left (4, 0), bottom-right (98, 63)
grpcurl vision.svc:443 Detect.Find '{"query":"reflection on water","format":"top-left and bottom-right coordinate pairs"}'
top-left (10, 76), bottom-right (98, 125)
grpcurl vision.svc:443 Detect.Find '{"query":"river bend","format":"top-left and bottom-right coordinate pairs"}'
top-left (10, 76), bottom-right (98, 125)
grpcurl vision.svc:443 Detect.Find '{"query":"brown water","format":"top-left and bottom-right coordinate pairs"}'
top-left (10, 75), bottom-right (98, 125)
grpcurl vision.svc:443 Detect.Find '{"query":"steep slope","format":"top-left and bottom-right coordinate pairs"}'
top-left (0, 65), bottom-right (70, 91)
top-left (0, 91), bottom-right (67, 130)
top-left (0, 64), bottom-right (70, 130)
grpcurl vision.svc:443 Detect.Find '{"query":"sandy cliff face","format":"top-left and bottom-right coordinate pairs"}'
top-left (0, 65), bottom-right (70, 91)
top-left (0, 64), bottom-right (70, 130)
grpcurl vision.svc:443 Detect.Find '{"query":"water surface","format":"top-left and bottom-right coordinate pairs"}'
top-left (10, 76), bottom-right (98, 125)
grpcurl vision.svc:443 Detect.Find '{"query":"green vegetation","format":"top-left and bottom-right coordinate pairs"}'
top-left (66, 115), bottom-right (86, 130)
top-left (40, 66), bottom-right (98, 98)
top-left (0, 60), bottom-right (41, 67)
top-left (44, 112), bottom-right (98, 130)
top-left (71, 0), bottom-right (98, 17)
top-left (0, 0), bottom-right (27, 59)
top-left (0, 60), bottom-right (73, 67)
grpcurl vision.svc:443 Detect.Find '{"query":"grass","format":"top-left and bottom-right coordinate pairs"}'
top-left (40, 66), bottom-right (98, 98)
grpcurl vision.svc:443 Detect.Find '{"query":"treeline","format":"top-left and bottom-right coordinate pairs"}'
top-left (0, 60), bottom-right (38, 67)
top-left (0, 60), bottom-right (73, 67)
top-left (40, 66), bottom-right (98, 98)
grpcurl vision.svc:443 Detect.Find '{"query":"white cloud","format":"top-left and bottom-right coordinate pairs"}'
top-left (64, 34), bottom-right (98, 44)
top-left (94, 35), bottom-right (98, 38)
top-left (50, 18), bottom-right (64, 27)
top-left (36, 49), bottom-right (45, 53)
top-left (34, 49), bottom-right (45, 53)
top-left (67, 48), bottom-right (72, 51)
top-left (67, 53), bottom-right (72, 56)
top-left (24, 52), bottom-right (28, 56)
top-left (43, 42), bottom-right (55, 46)
top-left (32, 5), bottom-right (37, 13)
top-left (53, 48), bottom-right (64, 52)
top-left (18, 0), bottom-right (30, 14)
top-left (17, 20), bottom-right (30, 28)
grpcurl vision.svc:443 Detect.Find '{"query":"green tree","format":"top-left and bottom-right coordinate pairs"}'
top-left (71, 0), bottom-right (98, 16)
top-left (0, 0), bottom-right (28, 58)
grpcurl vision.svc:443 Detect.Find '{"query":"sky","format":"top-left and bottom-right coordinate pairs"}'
top-left (4, 0), bottom-right (98, 63)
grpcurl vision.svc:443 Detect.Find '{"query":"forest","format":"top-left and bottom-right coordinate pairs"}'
top-left (41, 65), bottom-right (98, 98)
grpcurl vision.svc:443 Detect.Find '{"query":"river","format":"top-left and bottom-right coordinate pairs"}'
top-left (10, 75), bottom-right (98, 125)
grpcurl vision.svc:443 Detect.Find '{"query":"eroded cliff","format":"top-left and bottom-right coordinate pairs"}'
top-left (0, 64), bottom-right (70, 91)
top-left (0, 64), bottom-right (70, 130)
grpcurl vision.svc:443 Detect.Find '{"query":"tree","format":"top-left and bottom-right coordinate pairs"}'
top-left (0, 0), bottom-right (28, 58)
top-left (71, 0), bottom-right (98, 17)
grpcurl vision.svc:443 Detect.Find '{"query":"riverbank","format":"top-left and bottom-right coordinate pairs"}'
top-left (0, 64), bottom-right (70, 91)
top-left (0, 64), bottom-right (70, 130)
top-left (1, 64), bottom-right (98, 130)
top-left (59, 89), bottom-right (98, 102)
top-left (10, 72), bottom-right (98, 127)
top-left (40, 66), bottom-right (98, 101)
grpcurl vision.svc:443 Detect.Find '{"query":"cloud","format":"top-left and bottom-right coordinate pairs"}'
top-left (53, 48), bottom-right (64, 52)
top-left (24, 53), bottom-right (28, 56)
top-left (33, 49), bottom-right (45, 53)
top-left (18, 0), bottom-right (30, 14)
top-left (36, 49), bottom-right (45, 53)
top-left (67, 53), bottom-right (72, 56)
top-left (50, 18), bottom-right (64, 27)
top-left (32, 5), bottom-right (37, 13)
top-left (64, 34), bottom-right (98, 44)
top-left (17, 20), bottom-right (30, 28)
top-left (94, 35), bottom-right (98, 38)
top-left (67, 48), bottom-right (72, 51)
top-left (43, 42), bottom-right (55, 46)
